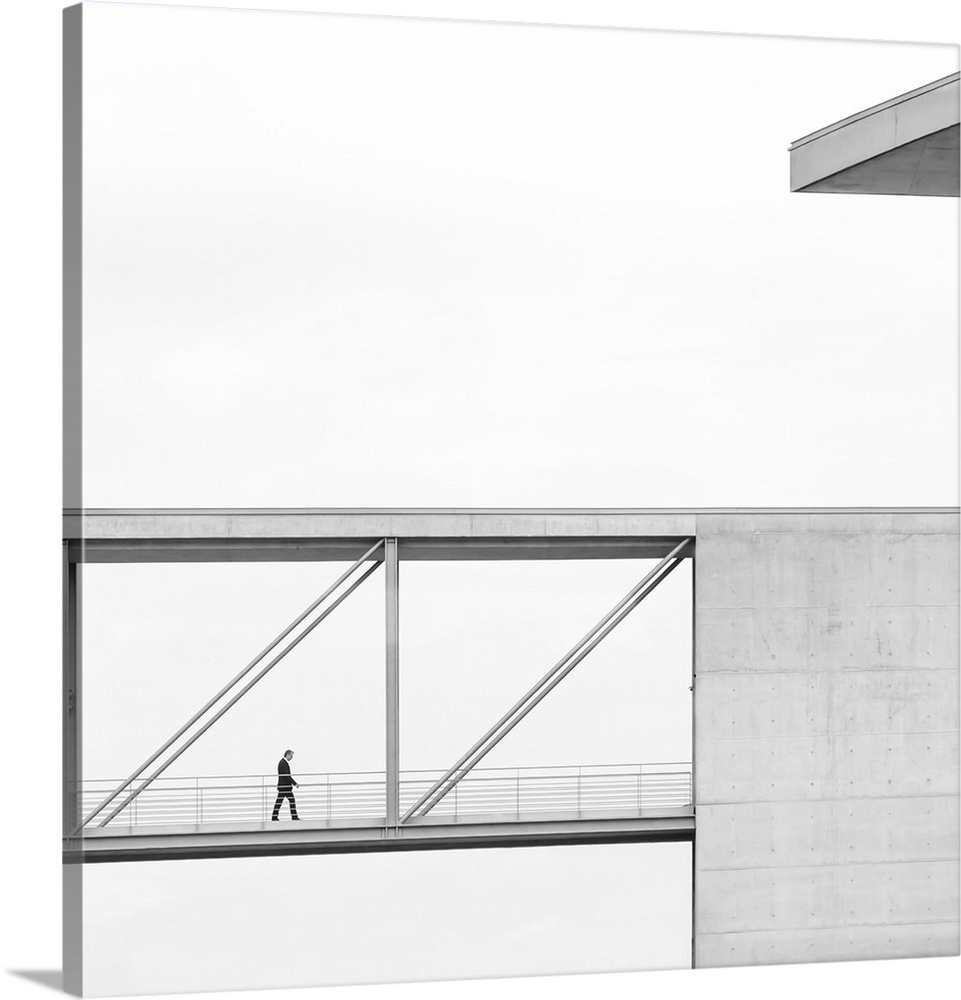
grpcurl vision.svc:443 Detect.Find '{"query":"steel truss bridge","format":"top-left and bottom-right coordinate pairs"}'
top-left (64, 509), bottom-right (697, 863)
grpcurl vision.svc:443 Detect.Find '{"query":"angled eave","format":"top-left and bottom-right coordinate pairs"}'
top-left (789, 72), bottom-right (959, 196)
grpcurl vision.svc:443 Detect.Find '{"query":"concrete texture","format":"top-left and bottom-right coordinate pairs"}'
top-left (790, 73), bottom-right (960, 195)
top-left (693, 512), bottom-right (960, 967)
top-left (66, 508), bottom-right (699, 541)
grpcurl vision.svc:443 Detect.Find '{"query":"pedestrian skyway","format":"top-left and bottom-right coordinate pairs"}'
top-left (72, 762), bottom-right (693, 862)
top-left (64, 519), bottom-right (696, 863)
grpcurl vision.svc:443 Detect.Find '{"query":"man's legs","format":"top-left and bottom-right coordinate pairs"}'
top-left (271, 790), bottom-right (299, 820)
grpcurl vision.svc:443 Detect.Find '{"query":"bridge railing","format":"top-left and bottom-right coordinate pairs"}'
top-left (76, 762), bottom-right (692, 829)
top-left (400, 762), bottom-right (692, 820)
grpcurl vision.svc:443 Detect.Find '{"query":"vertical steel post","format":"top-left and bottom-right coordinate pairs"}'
top-left (690, 547), bottom-right (698, 970)
top-left (385, 538), bottom-right (400, 830)
top-left (690, 548), bottom-right (697, 807)
top-left (63, 542), bottom-right (81, 838)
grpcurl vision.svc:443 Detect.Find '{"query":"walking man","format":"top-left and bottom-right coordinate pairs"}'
top-left (271, 749), bottom-right (300, 821)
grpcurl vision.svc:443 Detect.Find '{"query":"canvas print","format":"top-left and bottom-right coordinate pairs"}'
top-left (62, 2), bottom-right (959, 996)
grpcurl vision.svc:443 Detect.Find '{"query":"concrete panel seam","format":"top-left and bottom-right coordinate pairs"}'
top-left (699, 729), bottom-right (959, 742)
top-left (695, 919), bottom-right (959, 937)
top-left (698, 857), bottom-right (960, 872)
top-left (696, 529), bottom-right (960, 537)
top-left (707, 601), bottom-right (959, 613)
top-left (699, 793), bottom-right (960, 805)
top-left (695, 918), bottom-right (960, 937)
top-left (698, 667), bottom-right (959, 676)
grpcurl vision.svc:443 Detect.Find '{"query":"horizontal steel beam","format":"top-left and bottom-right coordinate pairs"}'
top-left (67, 537), bottom-right (695, 564)
top-left (68, 813), bottom-right (695, 863)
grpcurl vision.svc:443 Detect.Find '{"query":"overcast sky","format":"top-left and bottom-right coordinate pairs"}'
top-left (76, 2), bottom-right (957, 994)
top-left (81, 2), bottom-right (959, 509)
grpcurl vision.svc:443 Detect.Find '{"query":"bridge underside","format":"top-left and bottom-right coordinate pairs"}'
top-left (70, 812), bottom-right (695, 864)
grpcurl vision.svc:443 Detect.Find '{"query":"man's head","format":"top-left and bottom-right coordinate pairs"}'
top-left (284, 750), bottom-right (294, 761)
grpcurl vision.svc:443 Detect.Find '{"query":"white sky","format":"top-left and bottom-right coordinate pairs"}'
top-left (82, 559), bottom-right (693, 778)
top-left (80, 3), bottom-right (959, 508)
top-left (83, 843), bottom-right (692, 995)
top-left (75, 1), bottom-right (957, 995)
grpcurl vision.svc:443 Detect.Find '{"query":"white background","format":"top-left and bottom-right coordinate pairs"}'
top-left (1, 1), bottom-right (959, 1000)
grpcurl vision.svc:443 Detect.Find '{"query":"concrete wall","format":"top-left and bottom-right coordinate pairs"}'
top-left (694, 512), bottom-right (960, 967)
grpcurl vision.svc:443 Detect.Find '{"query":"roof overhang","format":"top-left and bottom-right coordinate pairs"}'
top-left (789, 72), bottom-right (959, 196)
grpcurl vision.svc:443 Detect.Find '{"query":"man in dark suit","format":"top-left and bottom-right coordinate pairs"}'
top-left (271, 749), bottom-right (300, 821)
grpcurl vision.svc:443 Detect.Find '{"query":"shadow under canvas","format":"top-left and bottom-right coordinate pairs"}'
top-left (7, 971), bottom-right (65, 993)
